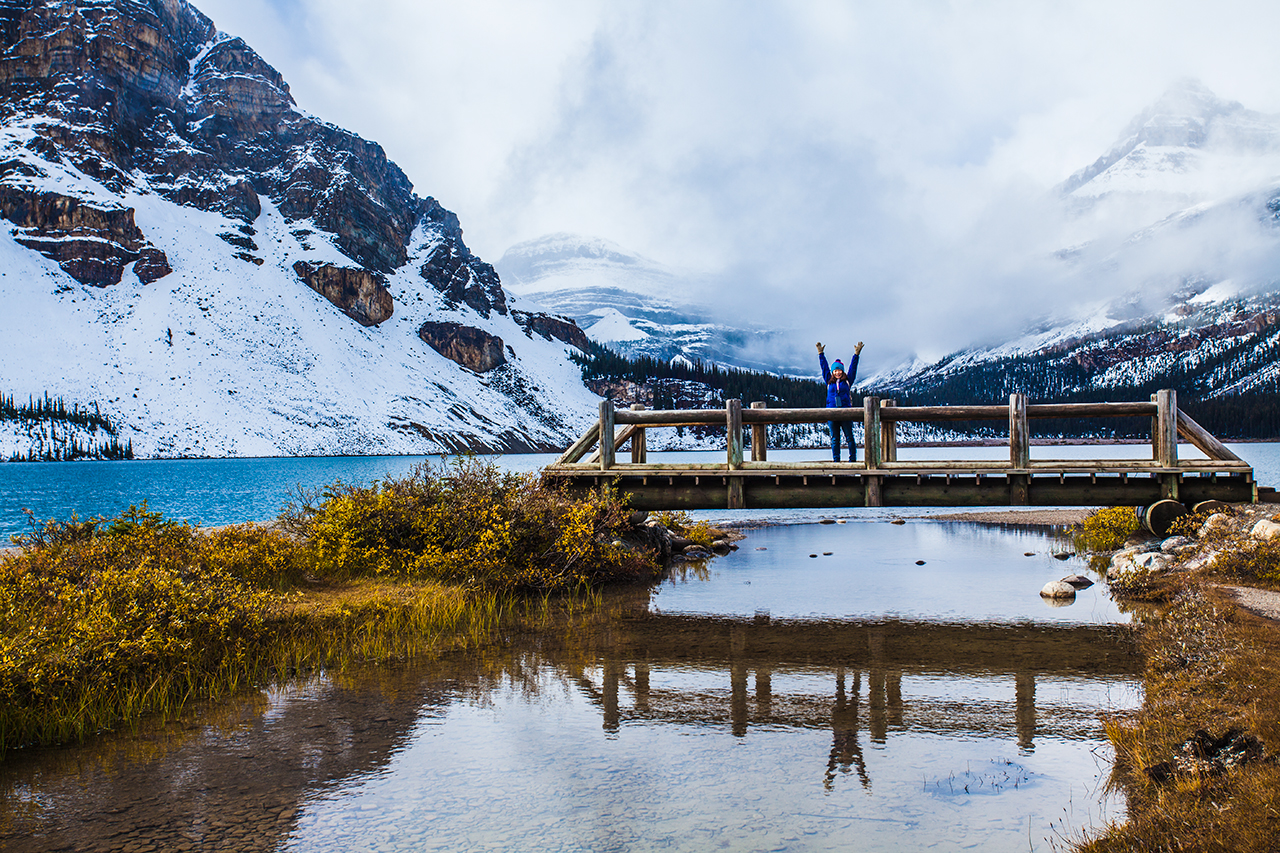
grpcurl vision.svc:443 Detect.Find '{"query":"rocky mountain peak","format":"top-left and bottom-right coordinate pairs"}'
top-left (1058, 80), bottom-right (1280, 199)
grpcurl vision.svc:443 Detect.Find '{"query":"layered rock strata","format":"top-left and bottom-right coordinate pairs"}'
top-left (0, 186), bottom-right (170, 285)
top-left (0, 0), bottom-right (501, 312)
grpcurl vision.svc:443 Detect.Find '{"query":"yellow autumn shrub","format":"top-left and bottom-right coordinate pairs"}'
top-left (1074, 505), bottom-right (1140, 552)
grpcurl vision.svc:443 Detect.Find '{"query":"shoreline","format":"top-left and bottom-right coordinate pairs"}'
top-left (928, 508), bottom-right (1092, 526)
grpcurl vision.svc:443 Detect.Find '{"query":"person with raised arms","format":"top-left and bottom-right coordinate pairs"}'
top-left (817, 341), bottom-right (863, 462)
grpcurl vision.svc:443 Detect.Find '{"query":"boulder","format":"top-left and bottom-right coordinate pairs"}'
top-left (417, 321), bottom-right (505, 372)
top-left (1160, 535), bottom-right (1196, 554)
top-left (1061, 574), bottom-right (1094, 589)
top-left (1199, 513), bottom-right (1232, 538)
top-left (1108, 550), bottom-right (1171, 579)
top-left (1135, 552), bottom-right (1172, 572)
top-left (512, 310), bottom-right (590, 351)
top-left (1040, 580), bottom-right (1077, 599)
top-left (293, 261), bottom-right (393, 326)
top-left (1251, 519), bottom-right (1280, 541)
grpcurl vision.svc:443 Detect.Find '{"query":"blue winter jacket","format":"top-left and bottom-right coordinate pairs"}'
top-left (820, 351), bottom-right (859, 408)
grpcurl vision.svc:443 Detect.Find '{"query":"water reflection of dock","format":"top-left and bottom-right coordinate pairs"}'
top-left (0, 613), bottom-right (1138, 850)
top-left (570, 614), bottom-right (1138, 787)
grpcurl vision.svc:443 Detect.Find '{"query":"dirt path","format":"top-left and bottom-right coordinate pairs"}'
top-left (1220, 585), bottom-right (1280, 622)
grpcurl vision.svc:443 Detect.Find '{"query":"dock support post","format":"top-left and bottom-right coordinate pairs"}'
top-left (864, 396), bottom-right (883, 507)
top-left (881, 399), bottom-right (897, 463)
top-left (1009, 393), bottom-right (1029, 470)
top-left (727, 399), bottom-right (745, 508)
top-left (727, 399), bottom-right (744, 470)
top-left (1156, 390), bottom-right (1178, 499)
top-left (751, 401), bottom-right (768, 462)
top-left (1156, 389), bottom-right (1178, 468)
top-left (599, 400), bottom-right (615, 471)
top-left (631, 403), bottom-right (647, 463)
top-left (863, 397), bottom-right (881, 470)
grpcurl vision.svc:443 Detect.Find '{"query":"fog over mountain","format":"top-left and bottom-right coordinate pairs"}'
top-left (188, 0), bottom-right (1280, 374)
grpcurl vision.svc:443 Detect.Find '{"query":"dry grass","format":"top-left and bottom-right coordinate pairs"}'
top-left (1079, 588), bottom-right (1280, 852)
top-left (0, 462), bottom-right (656, 756)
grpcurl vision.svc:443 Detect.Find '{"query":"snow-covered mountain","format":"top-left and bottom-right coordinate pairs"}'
top-left (872, 81), bottom-right (1280, 415)
top-left (1059, 79), bottom-right (1280, 219)
top-left (0, 0), bottom-right (603, 458)
top-left (497, 233), bottom-right (810, 375)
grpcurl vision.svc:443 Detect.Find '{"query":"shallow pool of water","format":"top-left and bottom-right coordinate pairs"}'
top-left (0, 520), bottom-right (1140, 852)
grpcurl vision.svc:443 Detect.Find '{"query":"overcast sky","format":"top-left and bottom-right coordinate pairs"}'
top-left (195, 0), bottom-right (1280, 367)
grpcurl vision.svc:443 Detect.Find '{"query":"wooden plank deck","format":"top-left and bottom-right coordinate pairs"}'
top-left (542, 391), bottom-right (1257, 509)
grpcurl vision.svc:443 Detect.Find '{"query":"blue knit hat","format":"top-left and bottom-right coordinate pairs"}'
top-left (832, 360), bottom-right (845, 371)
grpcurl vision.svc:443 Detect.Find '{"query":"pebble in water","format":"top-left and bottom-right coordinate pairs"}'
top-left (916, 560), bottom-right (926, 565)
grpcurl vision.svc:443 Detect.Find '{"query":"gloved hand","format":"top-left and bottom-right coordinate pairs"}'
top-left (854, 341), bottom-right (864, 354)
top-left (816, 342), bottom-right (824, 353)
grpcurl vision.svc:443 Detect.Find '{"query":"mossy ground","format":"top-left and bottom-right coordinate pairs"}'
top-left (1075, 506), bottom-right (1280, 852)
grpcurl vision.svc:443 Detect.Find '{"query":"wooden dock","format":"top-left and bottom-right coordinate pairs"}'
top-left (541, 390), bottom-right (1257, 509)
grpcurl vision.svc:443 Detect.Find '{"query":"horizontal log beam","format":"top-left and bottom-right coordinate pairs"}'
top-left (547, 470), bottom-right (1255, 509)
top-left (610, 401), bottom-right (1165, 426)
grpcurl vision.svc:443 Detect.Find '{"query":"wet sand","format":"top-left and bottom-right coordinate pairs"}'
top-left (929, 509), bottom-right (1091, 526)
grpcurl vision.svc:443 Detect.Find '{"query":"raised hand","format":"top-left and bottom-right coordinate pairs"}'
top-left (816, 342), bottom-right (824, 353)
top-left (854, 341), bottom-right (864, 354)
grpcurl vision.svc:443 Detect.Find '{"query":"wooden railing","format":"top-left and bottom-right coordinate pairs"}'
top-left (551, 390), bottom-right (1246, 473)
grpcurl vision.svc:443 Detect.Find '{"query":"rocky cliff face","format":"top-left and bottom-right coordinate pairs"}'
top-left (0, 0), bottom-right (606, 459)
top-left (512, 309), bottom-right (589, 352)
top-left (0, 0), bottom-right (493, 294)
top-left (0, 186), bottom-right (170, 285)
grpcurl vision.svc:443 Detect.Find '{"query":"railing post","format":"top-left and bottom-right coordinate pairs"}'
top-left (599, 400), bottom-right (614, 471)
top-left (1150, 393), bottom-right (1159, 462)
top-left (631, 403), bottom-right (646, 463)
top-left (864, 396), bottom-right (883, 507)
top-left (750, 401), bottom-right (767, 462)
top-left (863, 396), bottom-right (881, 470)
top-left (1156, 389), bottom-right (1178, 468)
top-left (881, 399), bottom-right (898, 463)
top-left (1009, 393), bottom-right (1029, 469)
top-left (726, 398), bottom-right (744, 470)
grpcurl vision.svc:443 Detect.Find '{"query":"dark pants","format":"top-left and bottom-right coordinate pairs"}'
top-left (829, 420), bottom-right (856, 462)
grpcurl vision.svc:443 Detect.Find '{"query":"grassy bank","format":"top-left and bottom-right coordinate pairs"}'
top-left (0, 459), bottom-right (684, 756)
top-left (1074, 504), bottom-right (1280, 852)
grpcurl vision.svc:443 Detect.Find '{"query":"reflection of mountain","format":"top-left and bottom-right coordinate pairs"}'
top-left (0, 608), bottom-right (1138, 851)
